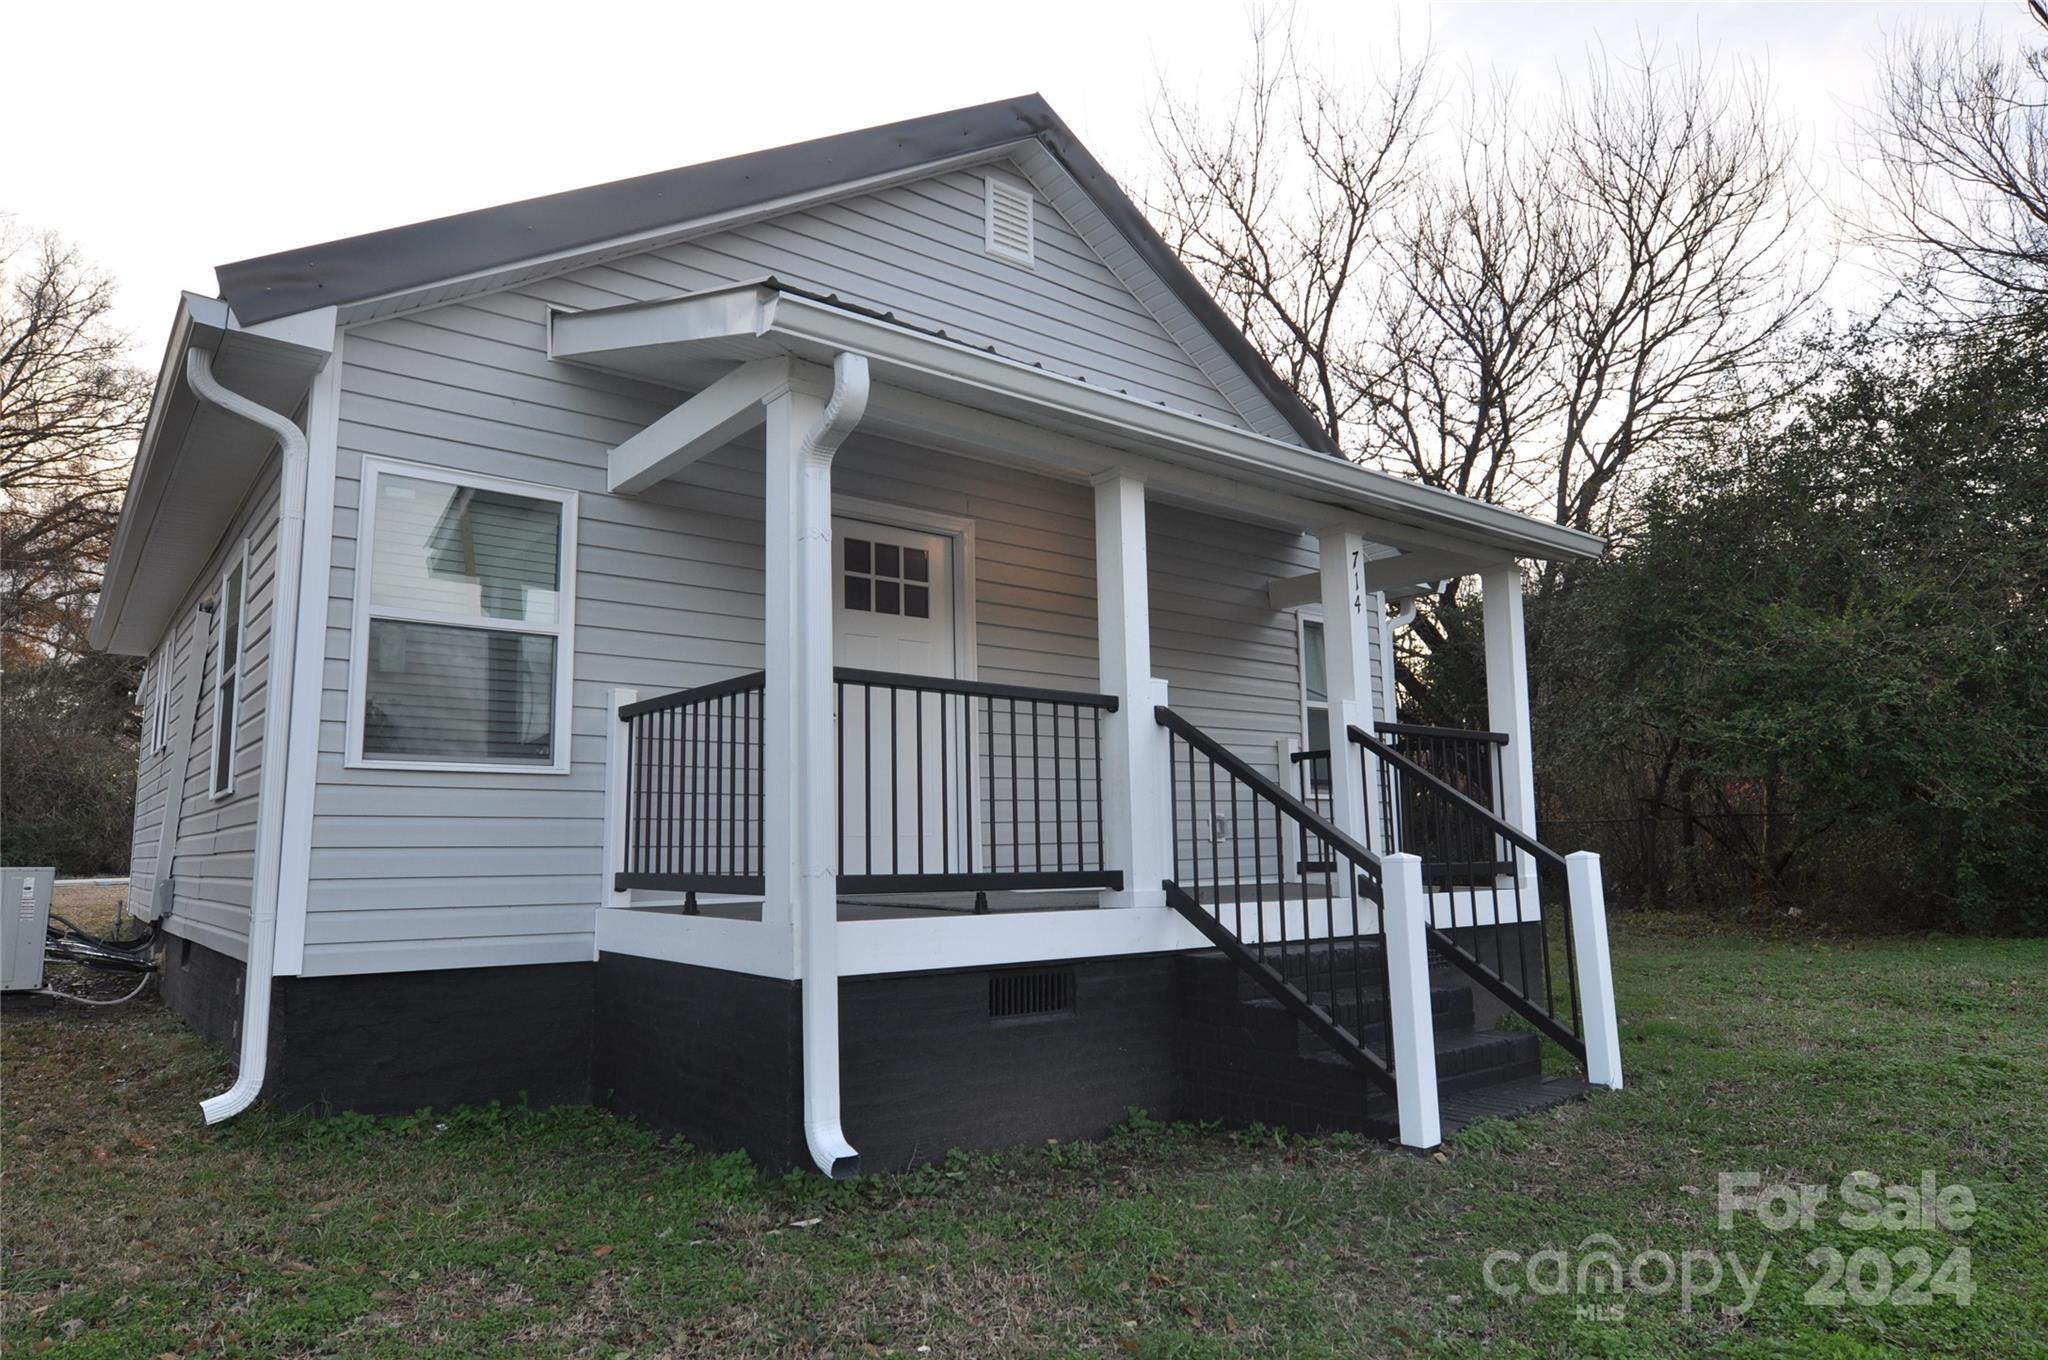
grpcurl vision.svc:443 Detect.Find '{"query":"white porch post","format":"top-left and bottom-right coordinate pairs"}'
top-left (1094, 472), bottom-right (1167, 909)
top-left (1481, 565), bottom-right (1540, 866)
top-left (1316, 527), bottom-right (1381, 850)
top-left (601, 687), bottom-right (639, 914)
top-left (1382, 851), bottom-right (1442, 1148)
top-left (1568, 851), bottom-right (1625, 1090)
top-left (763, 354), bottom-right (868, 1178)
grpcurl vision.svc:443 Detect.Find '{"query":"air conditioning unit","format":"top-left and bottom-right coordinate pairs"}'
top-left (1, 868), bottom-right (54, 993)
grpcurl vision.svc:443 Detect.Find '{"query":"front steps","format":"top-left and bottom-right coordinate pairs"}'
top-left (1175, 941), bottom-right (1591, 1141)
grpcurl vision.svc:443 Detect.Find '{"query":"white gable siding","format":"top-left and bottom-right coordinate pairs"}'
top-left (124, 460), bottom-right (282, 958)
top-left (299, 177), bottom-right (1351, 976)
top-left (508, 162), bottom-right (1267, 431)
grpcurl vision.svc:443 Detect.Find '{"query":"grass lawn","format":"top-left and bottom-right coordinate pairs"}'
top-left (3, 911), bottom-right (2045, 1358)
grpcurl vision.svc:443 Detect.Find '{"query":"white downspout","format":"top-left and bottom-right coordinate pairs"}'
top-left (190, 347), bottom-right (311, 1125)
top-left (798, 352), bottom-right (869, 1178)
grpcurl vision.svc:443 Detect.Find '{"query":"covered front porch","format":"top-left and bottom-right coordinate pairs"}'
top-left (554, 280), bottom-right (1613, 1173)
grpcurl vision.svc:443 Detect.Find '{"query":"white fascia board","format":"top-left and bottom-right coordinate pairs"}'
top-left (551, 284), bottom-right (1605, 563)
top-left (90, 294), bottom-right (223, 652)
top-left (762, 293), bottom-right (1606, 562)
top-left (90, 295), bottom-right (335, 655)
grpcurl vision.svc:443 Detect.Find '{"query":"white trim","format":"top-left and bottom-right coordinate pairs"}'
top-left (1093, 473), bottom-right (1167, 911)
top-left (982, 172), bottom-right (1036, 266)
top-left (1296, 612), bottom-right (1330, 782)
top-left (1568, 851), bottom-right (1624, 1091)
top-left (273, 331), bottom-right (344, 977)
top-left (1383, 853), bottom-right (1443, 1149)
top-left (343, 456), bottom-right (579, 775)
top-left (207, 538), bottom-right (250, 800)
top-left (600, 687), bottom-right (639, 921)
top-left (549, 285), bottom-right (1607, 563)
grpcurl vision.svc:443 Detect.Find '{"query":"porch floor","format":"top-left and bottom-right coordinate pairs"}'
top-left (632, 890), bottom-right (1104, 923)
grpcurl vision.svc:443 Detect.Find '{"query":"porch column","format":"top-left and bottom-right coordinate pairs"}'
top-left (1481, 564), bottom-right (1540, 874)
top-left (1094, 472), bottom-right (1166, 909)
top-left (763, 353), bottom-right (868, 1178)
top-left (1316, 526), bottom-right (1382, 851)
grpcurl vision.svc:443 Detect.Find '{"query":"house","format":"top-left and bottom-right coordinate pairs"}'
top-left (94, 96), bottom-right (1623, 1176)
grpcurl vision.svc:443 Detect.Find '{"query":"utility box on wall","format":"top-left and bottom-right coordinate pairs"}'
top-left (1, 867), bottom-right (54, 993)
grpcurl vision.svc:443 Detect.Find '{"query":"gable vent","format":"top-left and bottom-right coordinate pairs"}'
top-left (984, 174), bottom-right (1035, 265)
top-left (989, 965), bottom-right (1075, 1022)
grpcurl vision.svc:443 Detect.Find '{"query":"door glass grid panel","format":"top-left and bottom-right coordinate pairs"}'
top-left (842, 537), bottom-right (931, 618)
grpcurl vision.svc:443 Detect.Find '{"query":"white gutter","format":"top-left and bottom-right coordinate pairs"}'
top-left (547, 285), bottom-right (1607, 564)
top-left (800, 352), bottom-right (870, 1178)
top-left (189, 348), bottom-right (311, 1126)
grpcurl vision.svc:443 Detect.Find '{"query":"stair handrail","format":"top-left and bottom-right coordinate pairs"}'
top-left (1347, 722), bottom-right (1587, 1061)
top-left (1158, 707), bottom-right (1382, 887)
top-left (1347, 724), bottom-right (1568, 874)
top-left (1155, 704), bottom-right (1400, 1094)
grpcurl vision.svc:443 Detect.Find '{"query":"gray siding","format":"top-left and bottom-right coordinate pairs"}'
top-left (124, 460), bottom-right (282, 958)
top-left (303, 165), bottom-right (1352, 976)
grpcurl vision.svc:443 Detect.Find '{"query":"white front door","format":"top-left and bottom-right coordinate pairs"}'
top-left (833, 517), bottom-right (961, 879)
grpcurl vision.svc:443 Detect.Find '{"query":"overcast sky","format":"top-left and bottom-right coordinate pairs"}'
top-left (9, 0), bottom-right (2033, 355)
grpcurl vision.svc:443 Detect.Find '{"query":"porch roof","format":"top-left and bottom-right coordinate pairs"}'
top-left (548, 281), bottom-right (1607, 567)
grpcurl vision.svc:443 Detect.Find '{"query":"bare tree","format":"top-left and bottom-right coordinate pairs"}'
top-left (0, 228), bottom-right (150, 660)
top-left (1863, 4), bottom-right (2048, 313)
top-left (1147, 17), bottom-right (1435, 445)
top-left (1546, 51), bottom-right (1822, 533)
top-left (1354, 82), bottom-right (1578, 510)
top-left (1147, 25), bottom-right (1823, 538)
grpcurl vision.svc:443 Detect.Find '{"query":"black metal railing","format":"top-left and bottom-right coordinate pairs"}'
top-left (615, 668), bottom-right (1124, 900)
top-left (834, 669), bottom-right (1121, 894)
top-left (1158, 706), bottom-right (1397, 1092)
top-left (1373, 722), bottom-right (1512, 886)
top-left (1348, 724), bottom-right (1586, 1060)
top-left (1288, 747), bottom-right (1337, 875)
top-left (617, 672), bottom-right (766, 894)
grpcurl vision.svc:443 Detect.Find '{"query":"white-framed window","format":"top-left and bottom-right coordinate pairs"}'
top-left (1298, 614), bottom-right (1330, 788)
top-left (346, 458), bottom-right (578, 774)
top-left (147, 647), bottom-right (171, 756)
top-left (209, 543), bottom-right (249, 798)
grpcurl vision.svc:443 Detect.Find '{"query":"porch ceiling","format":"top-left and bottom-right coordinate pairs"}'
top-left (548, 280), bottom-right (1606, 564)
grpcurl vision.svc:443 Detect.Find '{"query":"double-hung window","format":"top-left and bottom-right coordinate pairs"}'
top-left (348, 459), bottom-right (577, 773)
top-left (209, 546), bottom-right (248, 797)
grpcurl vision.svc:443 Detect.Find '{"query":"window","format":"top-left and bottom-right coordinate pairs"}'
top-left (209, 547), bottom-right (247, 797)
top-left (983, 173), bottom-right (1035, 265)
top-left (842, 535), bottom-right (930, 619)
top-left (348, 460), bottom-right (577, 772)
top-left (1299, 616), bottom-right (1330, 788)
top-left (140, 647), bottom-right (169, 756)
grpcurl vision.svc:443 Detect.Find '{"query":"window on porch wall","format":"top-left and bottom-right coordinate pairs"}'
top-left (351, 461), bottom-right (575, 772)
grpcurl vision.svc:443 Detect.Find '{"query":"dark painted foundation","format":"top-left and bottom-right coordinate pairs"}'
top-left (157, 924), bottom-right (1558, 1172)
top-left (157, 932), bottom-right (595, 1115)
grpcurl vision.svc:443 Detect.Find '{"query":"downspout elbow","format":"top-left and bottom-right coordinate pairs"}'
top-left (187, 346), bottom-right (310, 1127)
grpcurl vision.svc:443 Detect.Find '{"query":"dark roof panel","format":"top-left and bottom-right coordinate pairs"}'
top-left (215, 95), bottom-right (1338, 455)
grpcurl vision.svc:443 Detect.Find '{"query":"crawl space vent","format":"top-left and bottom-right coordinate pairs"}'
top-left (984, 174), bottom-right (1035, 265)
top-left (988, 964), bottom-right (1075, 1022)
